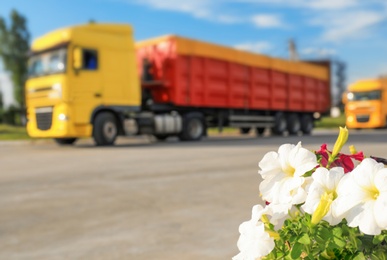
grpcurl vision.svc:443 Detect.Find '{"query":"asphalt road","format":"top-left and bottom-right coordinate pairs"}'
top-left (0, 129), bottom-right (386, 260)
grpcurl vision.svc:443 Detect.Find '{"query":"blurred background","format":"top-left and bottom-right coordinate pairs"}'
top-left (1, 1), bottom-right (387, 259)
top-left (1, 0), bottom-right (387, 129)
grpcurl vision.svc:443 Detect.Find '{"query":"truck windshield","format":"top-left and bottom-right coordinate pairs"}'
top-left (348, 90), bottom-right (381, 101)
top-left (28, 48), bottom-right (67, 78)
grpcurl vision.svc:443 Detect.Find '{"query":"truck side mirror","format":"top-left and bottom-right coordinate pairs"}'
top-left (73, 47), bottom-right (83, 70)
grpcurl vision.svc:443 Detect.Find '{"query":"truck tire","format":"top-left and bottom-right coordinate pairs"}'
top-left (93, 112), bottom-right (118, 146)
top-left (153, 134), bottom-right (169, 141)
top-left (256, 127), bottom-right (265, 136)
top-left (54, 138), bottom-right (77, 145)
top-left (179, 113), bottom-right (205, 141)
top-left (287, 113), bottom-right (301, 135)
top-left (271, 112), bottom-right (287, 135)
top-left (301, 114), bottom-right (313, 135)
top-left (240, 127), bottom-right (251, 134)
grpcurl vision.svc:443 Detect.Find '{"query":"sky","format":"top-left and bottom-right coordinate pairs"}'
top-left (0, 0), bottom-right (387, 107)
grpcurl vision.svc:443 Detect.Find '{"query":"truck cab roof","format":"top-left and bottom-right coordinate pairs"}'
top-left (349, 78), bottom-right (384, 92)
top-left (31, 23), bottom-right (133, 52)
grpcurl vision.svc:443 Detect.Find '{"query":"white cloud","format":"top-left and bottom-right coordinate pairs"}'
top-left (251, 14), bottom-right (285, 28)
top-left (311, 10), bottom-right (385, 42)
top-left (132, 0), bottom-right (211, 18)
top-left (301, 47), bottom-right (336, 57)
top-left (125, 0), bottom-right (387, 44)
top-left (129, 0), bottom-right (243, 23)
top-left (234, 41), bottom-right (272, 54)
top-left (237, 0), bottom-right (358, 10)
top-left (306, 0), bottom-right (357, 10)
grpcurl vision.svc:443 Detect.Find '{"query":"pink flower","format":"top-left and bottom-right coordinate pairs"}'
top-left (316, 144), bottom-right (364, 173)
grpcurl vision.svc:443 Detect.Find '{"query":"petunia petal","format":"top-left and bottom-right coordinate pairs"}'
top-left (374, 192), bottom-right (387, 229)
top-left (374, 169), bottom-right (387, 192)
top-left (357, 201), bottom-right (382, 235)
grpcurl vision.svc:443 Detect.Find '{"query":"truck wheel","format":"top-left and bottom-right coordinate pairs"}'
top-left (54, 138), bottom-right (77, 145)
top-left (240, 127), bottom-right (251, 134)
top-left (153, 134), bottom-right (169, 141)
top-left (179, 113), bottom-right (205, 141)
top-left (301, 114), bottom-right (313, 135)
top-left (93, 112), bottom-right (118, 146)
top-left (256, 127), bottom-right (265, 136)
top-left (271, 112), bottom-right (287, 135)
top-left (287, 113), bottom-right (301, 135)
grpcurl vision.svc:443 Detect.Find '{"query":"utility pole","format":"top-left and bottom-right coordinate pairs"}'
top-left (288, 39), bottom-right (298, 61)
top-left (335, 60), bottom-right (346, 108)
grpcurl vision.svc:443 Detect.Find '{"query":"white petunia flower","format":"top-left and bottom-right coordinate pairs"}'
top-left (263, 202), bottom-right (295, 229)
top-left (233, 205), bottom-right (275, 260)
top-left (333, 158), bottom-right (387, 235)
top-left (302, 167), bottom-right (344, 225)
top-left (258, 142), bottom-right (318, 205)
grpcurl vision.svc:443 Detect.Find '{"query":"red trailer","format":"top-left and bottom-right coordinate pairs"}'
top-left (136, 35), bottom-right (331, 139)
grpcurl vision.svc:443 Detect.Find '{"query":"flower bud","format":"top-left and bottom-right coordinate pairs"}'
top-left (311, 192), bottom-right (334, 225)
top-left (266, 230), bottom-right (280, 240)
top-left (330, 127), bottom-right (349, 161)
top-left (349, 145), bottom-right (357, 155)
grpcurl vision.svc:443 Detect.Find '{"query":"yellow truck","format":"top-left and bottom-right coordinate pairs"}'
top-left (26, 23), bottom-right (331, 145)
top-left (344, 77), bottom-right (387, 129)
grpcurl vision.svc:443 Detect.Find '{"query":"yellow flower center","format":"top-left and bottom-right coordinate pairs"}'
top-left (365, 186), bottom-right (380, 200)
top-left (285, 166), bottom-right (296, 177)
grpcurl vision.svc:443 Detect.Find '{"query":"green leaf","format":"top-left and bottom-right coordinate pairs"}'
top-left (298, 233), bottom-right (311, 245)
top-left (289, 235), bottom-right (298, 243)
top-left (316, 226), bottom-right (332, 248)
top-left (318, 226), bottom-right (332, 240)
top-left (352, 252), bottom-right (366, 260)
top-left (372, 234), bottom-right (384, 245)
top-left (341, 224), bottom-right (350, 236)
top-left (332, 227), bottom-right (342, 237)
top-left (370, 249), bottom-right (387, 260)
top-left (332, 236), bottom-right (346, 248)
top-left (290, 242), bottom-right (303, 259)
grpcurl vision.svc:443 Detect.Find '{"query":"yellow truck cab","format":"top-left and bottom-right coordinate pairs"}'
top-left (344, 77), bottom-right (387, 129)
top-left (26, 24), bottom-right (141, 145)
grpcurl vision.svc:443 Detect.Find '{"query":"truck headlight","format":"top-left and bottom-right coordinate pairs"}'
top-left (58, 113), bottom-right (69, 121)
top-left (49, 83), bottom-right (62, 98)
top-left (52, 83), bottom-right (62, 91)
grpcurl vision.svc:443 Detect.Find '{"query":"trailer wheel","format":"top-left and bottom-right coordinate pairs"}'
top-left (54, 138), bottom-right (77, 145)
top-left (240, 127), bottom-right (251, 135)
top-left (153, 134), bottom-right (169, 141)
top-left (179, 113), bottom-right (205, 141)
top-left (256, 127), bottom-right (265, 136)
top-left (93, 112), bottom-right (118, 146)
top-left (271, 112), bottom-right (287, 135)
top-left (287, 113), bottom-right (301, 135)
top-left (301, 114), bottom-right (313, 135)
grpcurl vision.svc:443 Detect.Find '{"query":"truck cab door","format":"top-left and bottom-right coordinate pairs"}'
top-left (71, 47), bottom-right (102, 124)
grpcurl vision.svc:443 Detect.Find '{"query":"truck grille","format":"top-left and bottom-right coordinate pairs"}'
top-left (356, 115), bottom-right (370, 123)
top-left (35, 107), bottom-right (53, 131)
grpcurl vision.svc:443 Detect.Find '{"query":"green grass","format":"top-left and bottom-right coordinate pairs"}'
top-left (314, 114), bottom-right (346, 129)
top-left (208, 127), bottom-right (238, 134)
top-left (0, 124), bottom-right (31, 140)
top-left (0, 115), bottom-right (346, 141)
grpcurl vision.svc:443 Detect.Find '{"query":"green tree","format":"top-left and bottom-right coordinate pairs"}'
top-left (0, 90), bottom-right (3, 123)
top-left (0, 9), bottom-right (30, 107)
top-left (0, 90), bottom-right (4, 109)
